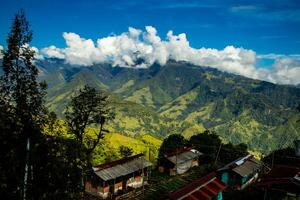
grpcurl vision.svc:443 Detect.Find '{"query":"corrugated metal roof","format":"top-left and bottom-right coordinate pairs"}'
top-left (94, 158), bottom-right (152, 181)
top-left (93, 153), bottom-right (144, 171)
top-left (217, 155), bottom-right (262, 176)
top-left (167, 150), bottom-right (201, 164)
top-left (169, 172), bottom-right (227, 200)
top-left (232, 158), bottom-right (262, 177)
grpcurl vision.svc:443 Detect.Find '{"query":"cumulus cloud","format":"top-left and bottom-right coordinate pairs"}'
top-left (40, 26), bottom-right (300, 85)
top-left (264, 58), bottom-right (300, 85)
top-left (41, 45), bottom-right (65, 59)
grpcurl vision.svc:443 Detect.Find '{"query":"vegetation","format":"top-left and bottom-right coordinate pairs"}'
top-left (158, 134), bottom-right (187, 157)
top-left (188, 130), bottom-right (248, 165)
top-left (65, 85), bottom-right (113, 168)
top-left (0, 10), bottom-right (82, 199)
top-left (0, 8), bottom-right (299, 200)
top-left (119, 145), bottom-right (134, 158)
top-left (188, 130), bottom-right (222, 162)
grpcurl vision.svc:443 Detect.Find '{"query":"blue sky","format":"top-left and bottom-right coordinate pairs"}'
top-left (0, 0), bottom-right (300, 85)
top-left (0, 0), bottom-right (299, 54)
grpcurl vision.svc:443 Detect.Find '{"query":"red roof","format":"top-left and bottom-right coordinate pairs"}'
top-left (169, 172), bottom-right (227, 200)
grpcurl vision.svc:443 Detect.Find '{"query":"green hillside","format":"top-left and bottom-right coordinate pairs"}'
top-left (37, 59), bottom-right (300, 155)
top-left (92, 132), bottom-right (162, 165)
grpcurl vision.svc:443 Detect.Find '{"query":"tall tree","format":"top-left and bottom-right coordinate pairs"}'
top-left (1, 9), bottom-right (46, 122)
top-left (65, 85), bottom-right (113, 167)
top-left (0, 9), bottom-right (47, 199)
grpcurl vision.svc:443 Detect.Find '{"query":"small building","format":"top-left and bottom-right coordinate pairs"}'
top-left (168, 172), bottom-right (227, 200)
top-left (158, 147), bottom-right (203, 176)
top-left (254, 165), bottom-right (300, 197)
top-left (217, 154), bottom-right (263, 190)
top-left (85, 154), bottom-right (152, 199)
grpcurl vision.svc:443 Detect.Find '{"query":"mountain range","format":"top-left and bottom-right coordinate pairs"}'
top-left (23, 58), bottom-right (300, 154)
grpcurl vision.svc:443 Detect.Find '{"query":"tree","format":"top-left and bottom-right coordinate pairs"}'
top-left (219, 142), bottom-right (248, 164)
top-left (0, 10), bottom-right (82, 200)
top-left (1, 9), bottom-right (46, 123)
top-left (65, 85), bottom-right (113, 168)
top-left (188, 130), bottom-right (248, 165)
top-left (119, 145), bottom-right (133, 158)
top-left (188, 130), bottom-right (222, 161)
top-left (0, 9), bottom-right (47, 199)
top-left (158, 134), bottom-right (186, 158)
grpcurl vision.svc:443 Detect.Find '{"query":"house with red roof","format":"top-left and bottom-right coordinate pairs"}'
top-left (168, 172), bottom-right (227, 200)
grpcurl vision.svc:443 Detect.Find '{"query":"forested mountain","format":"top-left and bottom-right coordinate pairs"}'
top-left (35, 58), bottom-right (300, 154)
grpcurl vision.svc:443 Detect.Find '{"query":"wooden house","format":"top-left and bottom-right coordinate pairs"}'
top-left (85, 154), bottom-right (152, 199)
top-left (168, 172), bottom-right (227, 200)
top-left (217, 154), bottom-right (263, 190)
top-left (158, 147), bottom-right (203, 176)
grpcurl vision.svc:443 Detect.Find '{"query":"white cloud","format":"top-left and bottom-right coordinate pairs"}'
top-left (257, 53), bottom-right (300, 60)
top-left (230, 5), bottom-right (259, 12)
top-left (0, 45), bottom-right (3, 59)
top-left (40, 26), bottom-right (300, 85)
top-left (41, 45), bottom-right (65, 59)
top-left (266, 58), bottom-right (300, 85)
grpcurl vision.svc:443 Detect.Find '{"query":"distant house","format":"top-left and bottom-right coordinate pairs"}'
top-left (168, 172), bottom-right (227, 200)
top-left (85, 154), bottom-right (152, 199)
top-left (254, 165), bottom-right (300, 197)
top-left (217, 154), bottom-right (263, 190)
top-left (158, 147), bottom-right (203, 176)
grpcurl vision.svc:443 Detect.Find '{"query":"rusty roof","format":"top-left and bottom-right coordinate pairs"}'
top-left (93, 153), bottom-right (144, 171)
top-left (169, 172), bottom-right (227, 200)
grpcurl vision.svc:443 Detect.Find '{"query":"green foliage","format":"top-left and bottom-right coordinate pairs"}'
top-left (65, 85), bottom-right (113, 167)
top-left (158, 134), bottom-right (187, 158)
top-left (188, 130), bottom-right (248, 165)
top-left (119, 145), bottom-right (133, 158)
